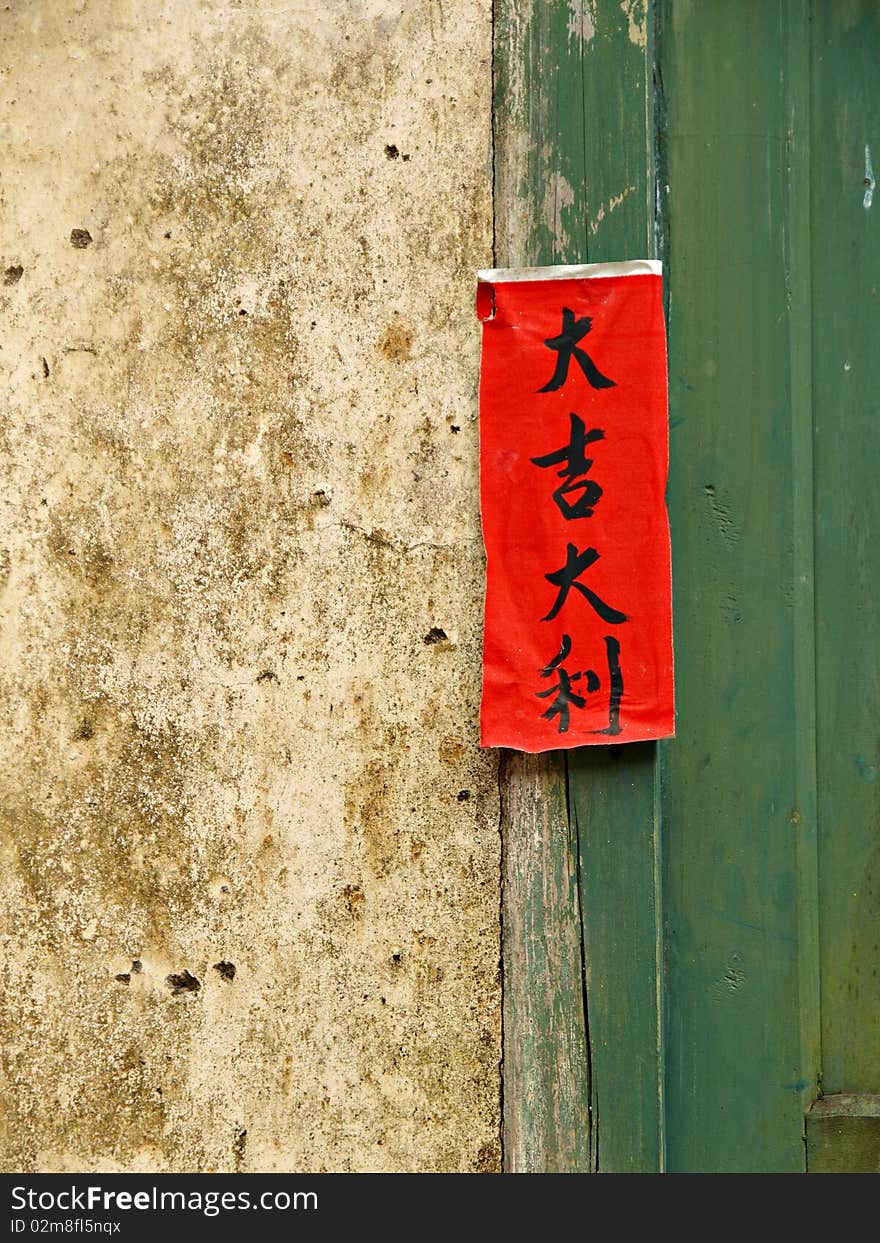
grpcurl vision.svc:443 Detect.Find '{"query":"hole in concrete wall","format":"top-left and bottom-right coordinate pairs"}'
top-left (165, 970), bottom-right (201, 995)
top-left (70, 228), bottom-right (92, 248)
top-left (423, 627), bottom-right (447, 644)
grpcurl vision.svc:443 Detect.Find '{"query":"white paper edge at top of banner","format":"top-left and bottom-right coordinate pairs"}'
top-left (476, 259), bottom-right (662, 284)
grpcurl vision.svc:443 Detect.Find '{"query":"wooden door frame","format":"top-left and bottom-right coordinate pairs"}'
top-left (494, 0), bottom-right (665, 1173)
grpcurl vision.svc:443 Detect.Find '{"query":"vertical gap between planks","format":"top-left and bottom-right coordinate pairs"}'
top-left (573, 0), bottom-right (593, 1168)
top-left (783, 0), bottom-right (823, 1135)
top-left (565, 753), bottom-right (597, 1170)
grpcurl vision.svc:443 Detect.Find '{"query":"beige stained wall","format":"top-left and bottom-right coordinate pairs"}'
top-left (0, 0), bottom-right (498, 1172)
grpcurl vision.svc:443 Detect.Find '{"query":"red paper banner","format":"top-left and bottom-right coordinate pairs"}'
top-left (477, 261), bottom-right (674, 752)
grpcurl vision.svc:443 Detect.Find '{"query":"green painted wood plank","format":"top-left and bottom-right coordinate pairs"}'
top-left (568, 744), bottom-right (664, 1172)
top-left (659, 0), bottom-right (816, 1171)
top-left (567, 1), bottom-right (666, 1174)
top-left (494, 0), bottom-right (588, 268)
top-left (494, 0), bottom-right (595, 1174)
top-left (810, 2), bottom-right (880, 1096)
top-left (495, 0), bottom-right (663, 1172)
top-left (807, 1096), bottom-right (880, 1174)
top-left (784, 0), bottom-right (823, 1134)
top-left (501, 754), bottom-right (592, 1172)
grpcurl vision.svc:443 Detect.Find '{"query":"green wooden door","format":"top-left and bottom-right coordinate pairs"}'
top-left (807, 0), bottom-right (880, 1173)
top-left (496, 0), bottom-right (880, 1172)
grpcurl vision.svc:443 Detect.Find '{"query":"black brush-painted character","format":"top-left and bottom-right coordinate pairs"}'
top-left (531, 413), bottom-right (605, 519)
top-left (541, 543), bottom-right (628, 624)
top-left (535, 634), bottom-right (600, 734)
top-left (592, 635), bottom-right (623, 737)
top-left (538, 307), bottom-right (616, 393)
top-left (536, 634), bottom-right (625, 736)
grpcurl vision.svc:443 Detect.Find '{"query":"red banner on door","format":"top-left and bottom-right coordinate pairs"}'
top-left (477, 261), bottom-right (674, 752)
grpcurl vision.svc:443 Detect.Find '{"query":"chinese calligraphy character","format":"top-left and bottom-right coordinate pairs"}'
top-left (531, 413), bottom-right (605, 519)
top-left (535, 634), bottom-right (600, 734)
top-left (541, 543), bottom-right (629, 624)
top-left (538, 307), bottom-right (616, 393)
top-left (592, 636), bottom-right (623, 737)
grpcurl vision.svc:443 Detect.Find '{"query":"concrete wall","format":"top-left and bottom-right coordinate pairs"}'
top-left (0, 0), bottom-right (498, 1172)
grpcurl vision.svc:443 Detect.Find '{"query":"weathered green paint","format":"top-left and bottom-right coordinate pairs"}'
top-left (660, 0), bottom-right (818, 1172)
top-left (498, 0), bottom-right (880, 1173)
top-left (567, 2), bottom-right (666, 1176)
top-left (568, 744), bottom-right (663, 1172)
top-left (501, 754), bottom-right (592, 1172)
top-left (807, 1097), bottom-right (880, 1174)
top-left (811, 2), bottom-right (880, 1096)
top-left (494, 0), bottom-right (653, 268)
top-left (786, 1), bottom-right (823, 1138)
top-left (495, 0), bottom-right (663, 1173)
top-left (494, 0), bottom-right (596, 1173)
